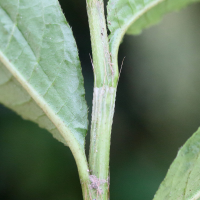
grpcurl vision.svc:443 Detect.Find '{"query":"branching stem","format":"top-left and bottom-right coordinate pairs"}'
top-left (84, 0), bottom-right (119, 199)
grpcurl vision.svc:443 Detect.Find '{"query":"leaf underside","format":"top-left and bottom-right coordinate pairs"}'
top-left (0, 0), bottom-right (88, 149)
top-left (107, 0), bottom-right (200, 57)
top-left (153, 128), bottom-right (200, 200)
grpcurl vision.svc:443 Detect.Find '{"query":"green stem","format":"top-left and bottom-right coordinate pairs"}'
top-left (86, 0), bottom-right (118, 88)
top-left (89, 86), bottom-right (116, 199)
top-left (85, 0), bottom-right (119, 199)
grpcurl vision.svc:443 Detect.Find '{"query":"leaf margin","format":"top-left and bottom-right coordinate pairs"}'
top-left (153, 127), bottom-right (200, 200)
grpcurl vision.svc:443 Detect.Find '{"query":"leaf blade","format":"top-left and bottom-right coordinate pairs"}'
top-left (107, 0), bottom-right (200, 66)
top-left (0, 0), bottom-right (88, 150)
top-left (153, 128), bottom-right (200, 200)
top-left (126, 0), bottom-right (199, 35)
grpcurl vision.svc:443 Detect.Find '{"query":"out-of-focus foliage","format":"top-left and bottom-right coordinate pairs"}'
top-left (0, 0), bottom-right (200, 199)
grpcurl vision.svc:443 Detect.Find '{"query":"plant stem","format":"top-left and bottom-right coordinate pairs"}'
top-left (86, 0), bottom-right (118, 87)
top-left (89, 86), bottom-right (116, 199)
top-left (80, 86), bottom-right (116, 200)
top-left (85, 0), bottom-right (119, 199)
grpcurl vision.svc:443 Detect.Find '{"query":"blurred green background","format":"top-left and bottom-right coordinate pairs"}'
top-left (1, 1), bottom-right (200, 199)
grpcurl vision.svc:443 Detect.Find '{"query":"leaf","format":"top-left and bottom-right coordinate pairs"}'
top-left (0, 0), bottom-right (88, 150)
top-left (153, 128), bottom-right (200, 200)
top-left (107, 0), bottom-right (200, 64)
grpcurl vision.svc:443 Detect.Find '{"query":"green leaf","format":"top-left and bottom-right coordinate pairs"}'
top-left (107, 0), bottom-right (200, 65)
top-left (153, 128), bottom-right (200, 200)
top-left (0, 0), bottom-right (88, 150)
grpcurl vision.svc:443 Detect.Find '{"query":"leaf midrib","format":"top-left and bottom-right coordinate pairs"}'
top-left (1, 3), bottom-right (77, 121)
top-left (0, 50), bottom-right (76, 147)
top-left (191, 191), bottom-right (200, 200)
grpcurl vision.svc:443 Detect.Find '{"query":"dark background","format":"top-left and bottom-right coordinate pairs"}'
top-left (1, 1), bottom-right (200, 199)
